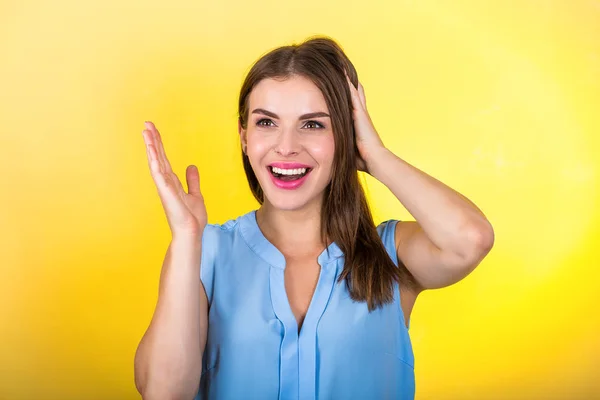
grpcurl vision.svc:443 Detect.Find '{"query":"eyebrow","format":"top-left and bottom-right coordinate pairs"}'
top-left (251, 108), bottom-right (330, 120)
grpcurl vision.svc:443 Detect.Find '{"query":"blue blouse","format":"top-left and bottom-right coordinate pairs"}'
top-left (195, 210), bottom-right (415, 400)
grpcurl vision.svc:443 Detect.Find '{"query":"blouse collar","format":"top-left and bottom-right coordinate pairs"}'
top-left (239, 210), bottom-right (343, 270)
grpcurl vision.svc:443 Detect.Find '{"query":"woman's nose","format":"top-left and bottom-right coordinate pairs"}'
top-left (274, 128), bottom-right (301, 156)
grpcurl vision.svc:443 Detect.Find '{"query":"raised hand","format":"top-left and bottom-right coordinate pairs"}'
top-left (142, 121), bottom-right (207, 239)
top-left (345, 71), bottom-right (386, 175)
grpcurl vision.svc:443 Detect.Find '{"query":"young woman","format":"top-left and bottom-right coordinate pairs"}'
top-left (134, 37), bottom-right (494, 400)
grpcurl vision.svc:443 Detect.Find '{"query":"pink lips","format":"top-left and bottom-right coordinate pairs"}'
top-left (267, 162), bottom-right (313, 190)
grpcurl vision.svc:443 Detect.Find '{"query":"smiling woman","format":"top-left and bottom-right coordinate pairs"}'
top-left (134, 36), bottom-right (493, 400)
top-left (236, 46), bottom-right (417, 310)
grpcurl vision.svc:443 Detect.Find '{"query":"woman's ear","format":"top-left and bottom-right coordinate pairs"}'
top-left (238, 118), bottom-right (247, 154)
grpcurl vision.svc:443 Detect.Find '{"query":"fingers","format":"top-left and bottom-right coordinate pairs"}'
top-left (145, 121), bottom-right (174, 174)
top-left (357, 82), bottom-right (367, 110)
top-left (144, 136), bottom-right (169, 189)
top-left (143, 130), bottom-right (159, 174)
top-left (344, 71), bottom-right (365, 112)
top-left (142, 122), bottom-right (183, 195)
top-left (186, 165), bottom-right (202, 197)
top-left (142, 125), bottom-right (163, 175)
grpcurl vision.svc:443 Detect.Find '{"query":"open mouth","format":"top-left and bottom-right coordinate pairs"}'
top-left (268, 166), bottom-right (312, 181)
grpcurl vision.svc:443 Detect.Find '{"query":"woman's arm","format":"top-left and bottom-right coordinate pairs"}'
top-left (134, 235), bottom-right (208, 400)
top-left (345, 74), bottom-right (494, 292)
top-left (136, 121), bottom-right (209, 399)
top-left (369, 147), bottom-right (494, 292)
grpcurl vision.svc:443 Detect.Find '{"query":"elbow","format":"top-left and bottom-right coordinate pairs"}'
top-left (137, 373), bottom-right (201, 400)
top-left (139, 386), bottom-right (199, 400)
top-left (134, 345), bottom-right (201, 400)
top-left (463, 220), bottom-right (495, 265)
top-left (474, 220), bottom-right (495, 254)
top-left (134, 343), bottom-right (149, 397)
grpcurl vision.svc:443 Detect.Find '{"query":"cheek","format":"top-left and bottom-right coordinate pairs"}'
top-left (246, 135), bottom-right (271, 160)
top-left (247, 142), bottom-right (269, 156)
top-left (306, 136), bottom-right (335, 166)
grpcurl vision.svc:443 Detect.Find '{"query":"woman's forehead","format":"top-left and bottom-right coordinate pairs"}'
top-left (249, 76), bottom-right (329, 117)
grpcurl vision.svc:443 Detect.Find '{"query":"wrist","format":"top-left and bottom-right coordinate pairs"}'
top-left (171, 226), bottom-right (205, 246)
top-left (363, 145), bottom-right (390, 173)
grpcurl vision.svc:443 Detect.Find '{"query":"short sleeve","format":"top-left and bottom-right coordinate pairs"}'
top-left (200, 223), bottom-right (220, 304)
top-left (376, 219), bottom-right (400, 267)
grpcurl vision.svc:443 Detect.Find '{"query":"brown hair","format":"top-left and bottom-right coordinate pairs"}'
top-left (238, 36), bottom-right (416, 310)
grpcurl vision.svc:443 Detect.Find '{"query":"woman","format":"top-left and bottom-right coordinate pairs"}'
top-left (134, 37), bottom-right (494, 400)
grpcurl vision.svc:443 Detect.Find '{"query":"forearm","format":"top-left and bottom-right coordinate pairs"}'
top-left (367, 146), bottom-right (492, 258)
top-left (134, 235), bottom-right (208, 400)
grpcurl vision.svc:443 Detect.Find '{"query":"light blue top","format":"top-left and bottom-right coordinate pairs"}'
top-left (195, 210), bottom-right (415, 400)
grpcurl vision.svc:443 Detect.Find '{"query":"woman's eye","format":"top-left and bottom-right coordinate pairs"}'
top-left (257, 119), bottom-right (275, 127)
top-left (304, 120), bottom-right (324, 129)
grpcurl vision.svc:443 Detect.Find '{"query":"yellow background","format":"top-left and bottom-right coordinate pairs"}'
top-left (1, 0), bottom-right (598, 399)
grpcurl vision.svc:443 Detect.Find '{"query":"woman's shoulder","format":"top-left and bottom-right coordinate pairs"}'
top-left (203, 218), bottom-right (237, 244)
top-left (200, 213), bottom-right (250, 296)
top-left (201, 211), bottom-right (252, 248)
top-left (376, 218), bottom-right (401, 266)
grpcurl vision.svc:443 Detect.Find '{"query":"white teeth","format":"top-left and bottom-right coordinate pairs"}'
top-left (272, 167), bottom-right (307, 175)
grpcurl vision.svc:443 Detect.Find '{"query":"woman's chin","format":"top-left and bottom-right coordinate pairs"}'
top-left (262, 189), bottom-right (321, 212)
top-left (266, 197), bottom-right (310, 212)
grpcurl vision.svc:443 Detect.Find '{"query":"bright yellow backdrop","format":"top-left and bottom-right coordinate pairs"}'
top-left (1, 0), bottom-right (598, 399)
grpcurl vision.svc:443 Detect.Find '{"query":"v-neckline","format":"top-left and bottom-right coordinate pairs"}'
top-left (239, 209), bottom-right (343, 270)
top-left (239, 210), bottom-right (344, 335)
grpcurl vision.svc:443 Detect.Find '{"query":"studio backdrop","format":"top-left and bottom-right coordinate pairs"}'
top-left (1, 1), bottom-right (598, 399)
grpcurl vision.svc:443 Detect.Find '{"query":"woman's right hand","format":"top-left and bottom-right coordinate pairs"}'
top-left (142, 121), bottom-right (207, 239)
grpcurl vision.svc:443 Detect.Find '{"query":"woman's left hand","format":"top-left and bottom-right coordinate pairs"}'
top-left (345, 72), bottom-right (386, 174)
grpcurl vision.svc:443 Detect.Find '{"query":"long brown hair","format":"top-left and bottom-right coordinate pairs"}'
top-left (238, 36), bottom-right (415, 310)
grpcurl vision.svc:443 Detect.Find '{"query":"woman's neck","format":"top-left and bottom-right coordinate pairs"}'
top-left (256, 203), bottom-right (327, 257)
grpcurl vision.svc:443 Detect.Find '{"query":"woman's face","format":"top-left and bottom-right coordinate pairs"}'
top-left (240, 75), bottom-right (335, 212)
